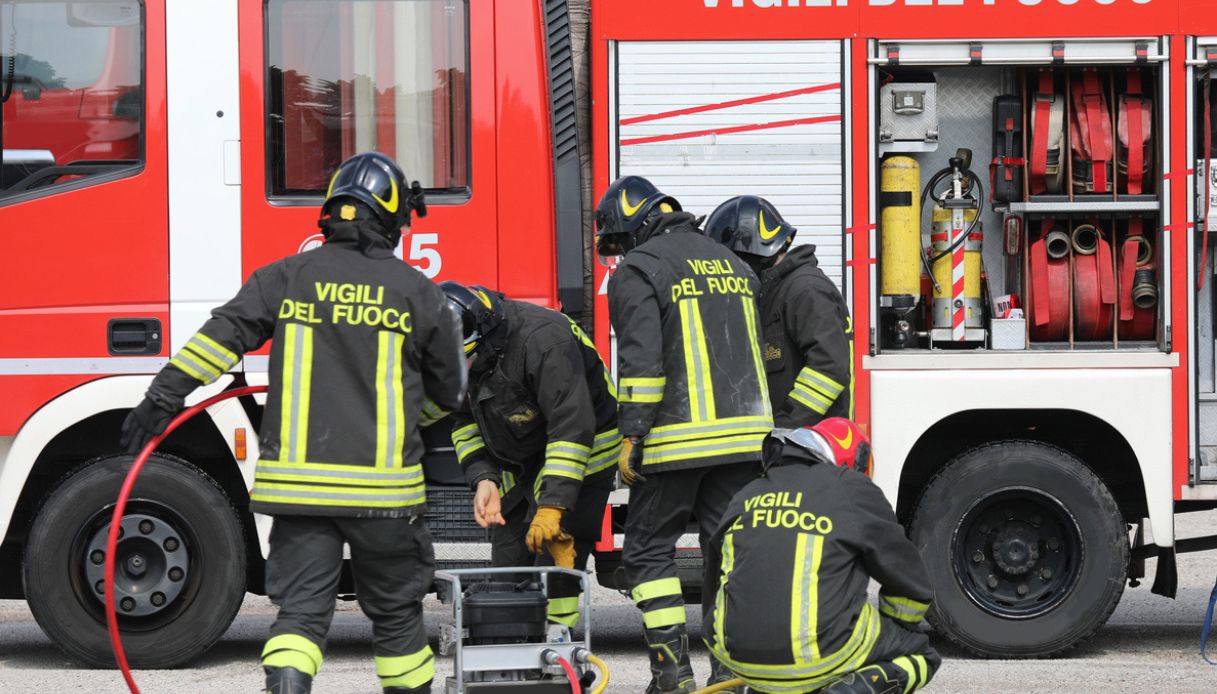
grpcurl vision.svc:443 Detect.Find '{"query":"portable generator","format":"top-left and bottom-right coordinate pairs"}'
top-left (436, 567), bottom-right (608, 694)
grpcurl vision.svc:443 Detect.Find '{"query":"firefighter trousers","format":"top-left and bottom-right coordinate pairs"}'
top-left (491, 475), bottom-right (613, 627)
top-left (622, 462), bottom-right (761, 632)
top-left (818, 616), bottom-right (941, 694)
top-left (261, 515), bottom-right (436, 691)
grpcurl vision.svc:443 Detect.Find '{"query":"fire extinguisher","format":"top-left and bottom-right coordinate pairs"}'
top-left (922, 149), bottom-right (986, 345)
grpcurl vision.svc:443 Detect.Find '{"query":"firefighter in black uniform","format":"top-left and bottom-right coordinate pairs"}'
top-left (440, 282), bottom-right (621, 630)
top-left (120, 152), bottom-right (465, 694)
top-left (704, 418), bottom-right (941, 694)
top-left (595, 176), bottom-right (771, 694)
top-left (704, 196), bottom-right (853, 426)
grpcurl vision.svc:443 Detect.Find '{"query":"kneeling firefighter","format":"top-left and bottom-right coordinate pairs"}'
top-left (704, 196), bottom-right (853, 426)
top-left (120, 152), bottom-right (467, 694)
top-left (441, 282), bottom-right (621, 631)
top-left (597, 176), bottom-right (771, 694)
top-left (704, 419), bottom-right (941, 694)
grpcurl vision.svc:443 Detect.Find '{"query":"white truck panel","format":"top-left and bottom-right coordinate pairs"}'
top-left (871, 368), bottom-right (1175, 547)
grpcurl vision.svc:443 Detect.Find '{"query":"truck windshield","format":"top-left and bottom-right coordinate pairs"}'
top-left (265, 0), bottom-right (470, 197)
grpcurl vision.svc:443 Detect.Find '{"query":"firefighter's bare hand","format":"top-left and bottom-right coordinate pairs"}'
top-left (546, 532), bottom-right (576, 569)
top-left (617, 438), bottom-right (637, 486)
top-left (473, 480), bottom-right (505, 528)
top-left (526, 506), bottom-right (565, 554)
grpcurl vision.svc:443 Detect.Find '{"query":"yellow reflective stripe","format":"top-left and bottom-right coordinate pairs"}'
top-left (741, 296), bottom-right (772, 418)
top-left (499, 471), bottom-right (516, 496)
top-left (169, 353), bottom-right (215, 384)
top-left (714, 603), bottom-right (878, 677)
top-left (792, 533), bottom-right (824, 664)
top-left (540, 458), bottom-right (586, 482)
top-left (419, 398), bottom-right (447, 427)
top-left (643, 606), bottom-right (687, 629)
top-left (620, 376), bottom-right (665, 404)
top-left (645, 416), bottom-right (772, 444)
top-left (255, 465), bottom-right (424, 488)
top-left (279, 324), bottom-right (314, 463)
top-left (790, 384), bottom-right (833, 415)
top-left (713, 532), bottom-right (736, 651)
top-left (631, 576), bottom-right (682, 603)
top-left (454, 435), bottom-right (486, 463)
top-left (587, 441), bottom-right (622, 476)
top-left (250, 486), bottom-right (426, 509)
top-left (453, 423), bottom-right (480, 441)
top-left (883, 594), bottom-right (930, 611)
top-left (184, 337), bottom-right (234, 373)
top-left (679, 298), bottom-right (715, 421)
top-left (593, 427), bottom-right (621, 449)
top-left (374, 331), bottom-right (406, 468)
top-left (892, 657), bottom-right (918, 694)
top-left (547, 440), bottom-right (591, 459)
top-left (797, 366), bottom-right (844, 398)
top-left (620, 390), bottom-right (664, 404)
top-left (193, 332), bottom-right (239, 366)
top-left (641, 432), bottom-right (766, 466)
top-left (620, 376), bottom-right (665, 387)
top-left (259, 459), bottom-right (424, 475)
top-left (179, 345), bottom-right (223, 379)
top-left (911, 654), bottom-right (928, 689)
top-left (261, 634), bottom-right (323, 677)
top-left (879, 595), bottom-right (928, 623)
top-left (375, 646), bottom-right (435, 689)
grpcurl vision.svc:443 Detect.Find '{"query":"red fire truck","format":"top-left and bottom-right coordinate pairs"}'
top-left (3, 0), bottom-right (1217, 671)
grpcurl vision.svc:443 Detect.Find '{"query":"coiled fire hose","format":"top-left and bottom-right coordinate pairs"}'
top-left (106, 385), bottom-right (267, 694)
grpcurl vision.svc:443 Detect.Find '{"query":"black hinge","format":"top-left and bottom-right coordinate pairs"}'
top-left (969, 42), bottom-right (983, 66)
top-left (1134, 40), bottom-right (1150, 65)
top-left (1051, 41), bottom-right (1066, 65)
top-left (885, 44), bottom-right (900, 66)
top-left (1206, 47), bottom-right (1217, 67)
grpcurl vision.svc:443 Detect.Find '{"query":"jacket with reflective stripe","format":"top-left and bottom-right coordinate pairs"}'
top-left (757, 244), bottom-right (853, 428)
top-left (450, 298), bottom-right (620, 511)
top-left (145, 223), bottom-right (466, 518)
top-left (608, 214), bottom-right (771, 473)
top-left (703, 459), bottom-right (933, 692)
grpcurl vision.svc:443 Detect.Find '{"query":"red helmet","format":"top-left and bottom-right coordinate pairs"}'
top-left (766, 418), bottom-right (872, 477)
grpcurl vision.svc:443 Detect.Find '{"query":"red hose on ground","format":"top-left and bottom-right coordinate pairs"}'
top-left (105, 385), bottom-right (267, 694)
top-left (555, 655), bottom-right (582, 694)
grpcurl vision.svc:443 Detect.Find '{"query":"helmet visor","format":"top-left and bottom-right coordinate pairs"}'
top-left (772, 427), bottom-right (837, 466)
top-left (447, 298), bottom-right (481, 352)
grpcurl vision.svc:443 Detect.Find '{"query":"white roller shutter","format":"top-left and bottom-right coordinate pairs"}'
top-left (615, 40), bottom-right (845, 286)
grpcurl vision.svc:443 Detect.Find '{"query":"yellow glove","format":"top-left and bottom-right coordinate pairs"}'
top-left (546, 532), bottom-right (576, 569)
top-left (618, 439), bottom-right (637, 486)
top-left (526, 506), bottom-right (565, 554)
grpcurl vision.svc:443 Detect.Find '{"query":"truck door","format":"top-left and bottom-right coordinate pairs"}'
top-left (0, 1), bottom-right (165, 431)
top-left (1192, 37), bottom-right (1217, 486)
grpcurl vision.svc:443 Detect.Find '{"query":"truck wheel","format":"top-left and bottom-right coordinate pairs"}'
top-left (23, 454), bottom-right (247, 668)
top-left (909, 440), bottom-right (1127, 658)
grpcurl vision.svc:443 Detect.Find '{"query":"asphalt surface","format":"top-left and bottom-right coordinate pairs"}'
top-left (3, 512), bottom-right (1217, 693)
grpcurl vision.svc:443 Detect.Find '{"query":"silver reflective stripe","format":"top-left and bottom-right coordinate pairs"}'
top-left (188, 336), bottom-right (237, 369)
top-left (0, 357), bottom-right (169, 375)
top-left (547, 442), bottom-right (590, 460)
top-left (253, 486), bottom-right (426, 504)
top-left (646, 417), bottom-right (772, 444)
top-left (288, 325), bottom-right (307, 461)
top-left (257, 466), bottom-right (424, 484)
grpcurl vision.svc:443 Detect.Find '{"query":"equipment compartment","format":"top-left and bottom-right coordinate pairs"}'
top-left (873, 46), bottom-right (1166, 354)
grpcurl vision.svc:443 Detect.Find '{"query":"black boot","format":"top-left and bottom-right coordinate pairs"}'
top-left (706, 657), bottom-right (742, 693)
top-left (819, 664), bottom-right (904, 694)
top-left (644, 626), bottom-right (696, 694)
top-left (383, 687), bottom-right (431, 694)
top-left (263, 666), bottom-right (313, 694)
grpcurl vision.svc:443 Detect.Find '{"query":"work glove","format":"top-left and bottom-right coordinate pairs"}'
top-left (526, 506), bottom-right (565, 554)
top-left (617, 438), bottom-right (646, 486)
top-left (473, 479), bottom-right (506, 528)
top-left (546, 532), bottom-right (576, 569)
top-left (120, 397), bottom-right (178, 454)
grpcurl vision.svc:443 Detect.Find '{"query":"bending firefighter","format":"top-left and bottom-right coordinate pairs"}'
top-left (121, 152), bottom-right (466, 694)
top-left (441, 282), bottom-right (621, 631)
top-left (596, 176), bottom-right (771, 694)
top-left (704, 419), bottom-right (941, 694)
top-left (704, 195), bottom-right (853, 427)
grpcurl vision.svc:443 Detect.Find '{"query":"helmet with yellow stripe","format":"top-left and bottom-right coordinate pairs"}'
top-left (440, 281), bottom-right (505, 358)
top-left (704, 195), bottom-right (796, 273)
top-left (322, 151), bottom-right (427, 234)
top-left (594, 176), bottom-right (681, 262)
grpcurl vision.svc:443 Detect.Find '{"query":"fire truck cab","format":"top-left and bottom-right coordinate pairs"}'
top-left (0, 0), bottom-right (582, 667)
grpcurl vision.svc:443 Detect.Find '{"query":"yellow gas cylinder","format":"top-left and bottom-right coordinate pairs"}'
top-left (880, 157), bottom-right (922, 303)
top-left (930, 207), bottom-right (983, 331)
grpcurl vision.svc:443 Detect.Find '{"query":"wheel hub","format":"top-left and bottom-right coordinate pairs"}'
top-left (992, 526), bottom-right (1040, 575)
top-left (83, 513), bottom-right (189, 617)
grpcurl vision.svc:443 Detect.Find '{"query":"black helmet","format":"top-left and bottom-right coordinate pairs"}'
top-left (440, 281), bottom-right (505, 357)
top-left (703, 195), bottom-right (796, 267)
top-left (594, 176), bottom-right (680, 260)
top-left (322, 151), bottom-right (427, 232)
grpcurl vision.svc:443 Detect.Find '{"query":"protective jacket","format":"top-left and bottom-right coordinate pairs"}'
top-left (145, 220), bottom-right (466, 518)
top-left (450, 298), bottom-right (622, 511)
top-left (705, 457), bottom-right (933, 693)
top-left (608, 212), bottom-right (772, 473)
top-left (759, 244), bottom-right (853, 427)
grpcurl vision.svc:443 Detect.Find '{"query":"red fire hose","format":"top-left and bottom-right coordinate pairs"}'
top-left (105, 385), bottom-right (267, 694)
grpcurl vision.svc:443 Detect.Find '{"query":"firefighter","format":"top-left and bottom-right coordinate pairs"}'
top-left (704, 418), bottom-right (941, 694)
top-left (704, 195), bottom-right (853, 426)
top-left (119, 152), bottom-right (465, 694)
top-left (595, 175), bottom-right (771, 694)
top-left (440, 281), bottom-right (621, 632)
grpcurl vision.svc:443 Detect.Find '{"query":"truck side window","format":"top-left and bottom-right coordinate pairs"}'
top-left (266, 0), bottom-right (470, 198)
top-left (0, 1), bottom-right (144, 204)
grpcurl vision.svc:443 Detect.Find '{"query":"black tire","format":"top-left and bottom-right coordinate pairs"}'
top-left (909, 440), bottom-right (1128, 658)
top-left (23, 454), bottom-right (247, 668)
